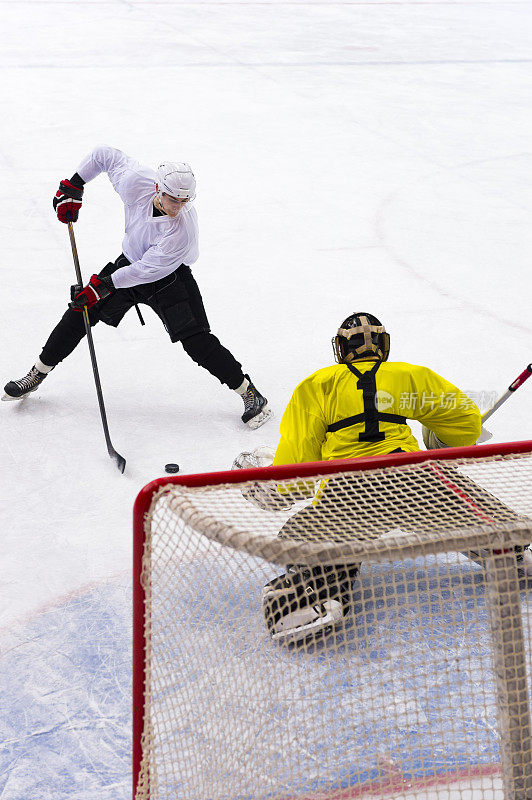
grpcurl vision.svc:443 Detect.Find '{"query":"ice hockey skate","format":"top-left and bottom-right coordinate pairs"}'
top-left (465, 545), bottom-right (532, 581)
top-left (3, 363), bottom-right (53, 401)
top-left (262, 566), bottom-right (356, 645)
top-left (240, 374), bottom-right (272, 429)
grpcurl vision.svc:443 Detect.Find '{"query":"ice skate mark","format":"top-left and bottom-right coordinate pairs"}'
top-left (375, 188), bottom-right (532, 337)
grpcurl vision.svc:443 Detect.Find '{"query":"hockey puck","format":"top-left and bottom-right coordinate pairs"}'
top-left (165, 463), bottom-right (180, 474)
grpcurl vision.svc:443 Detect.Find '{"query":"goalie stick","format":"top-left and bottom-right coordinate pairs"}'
top-left (427, 364), bottom-right (532, 446)
top-left (481, 363), bottom-right (532, 424)
top-left (67, 223), bottom-right (126, 474)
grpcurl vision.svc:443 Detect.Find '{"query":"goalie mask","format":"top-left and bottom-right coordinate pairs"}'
top-left (332, 312), bottom-right (390, 364)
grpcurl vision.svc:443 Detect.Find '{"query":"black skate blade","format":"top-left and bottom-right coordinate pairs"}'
top-left (1, 392), bottom-right (34, 401)
top-left (2, 387), bottom-right (38, 401)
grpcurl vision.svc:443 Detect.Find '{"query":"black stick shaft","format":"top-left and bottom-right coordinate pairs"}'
top-left (67, 223), bottom-right (126, 473)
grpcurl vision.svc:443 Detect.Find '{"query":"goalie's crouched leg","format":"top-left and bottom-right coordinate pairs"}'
top-left (262, 563), bottom-right (359, 646)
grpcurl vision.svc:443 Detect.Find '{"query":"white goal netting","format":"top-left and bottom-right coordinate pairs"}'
top-left (133, 447), bottom-right (532, 800)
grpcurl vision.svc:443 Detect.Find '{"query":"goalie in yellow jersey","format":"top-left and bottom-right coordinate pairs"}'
top-left (234, 312), bottom-right (531, 646)
top-left (275, 311), bottom-right (481, 463)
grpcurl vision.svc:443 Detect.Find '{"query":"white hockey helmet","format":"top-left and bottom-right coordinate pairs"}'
top-left (156, 162), bottom-right (196, 202)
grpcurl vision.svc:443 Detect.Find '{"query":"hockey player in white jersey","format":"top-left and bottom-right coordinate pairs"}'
top-left (3, 145), bottom-right (272, 429)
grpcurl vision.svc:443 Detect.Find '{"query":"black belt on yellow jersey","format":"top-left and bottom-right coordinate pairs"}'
top-left (326, 362), bottom-right (406, 443)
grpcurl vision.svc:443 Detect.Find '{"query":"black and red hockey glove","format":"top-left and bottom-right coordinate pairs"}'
top-left (69, 274), bottom-right (114, 310)
top-left (53, 178), bottom-right (84, 223)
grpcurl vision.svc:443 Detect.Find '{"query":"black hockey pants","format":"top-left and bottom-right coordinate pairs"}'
top-left (40, 255), bottom-right (245, 389)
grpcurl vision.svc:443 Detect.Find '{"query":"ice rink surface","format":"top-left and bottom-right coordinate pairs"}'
top-left (0, 0), bottom-right (531, 797)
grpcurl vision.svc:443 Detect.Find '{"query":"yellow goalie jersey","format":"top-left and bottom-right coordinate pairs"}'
top-left (273, 360), bottom-right (481, 466)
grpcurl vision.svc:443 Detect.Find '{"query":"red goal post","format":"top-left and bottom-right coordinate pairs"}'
top-left (133, 440), bottom-right (532, 800)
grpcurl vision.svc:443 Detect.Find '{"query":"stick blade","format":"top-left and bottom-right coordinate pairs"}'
top-left (109, 447), bottom-right (126, 473)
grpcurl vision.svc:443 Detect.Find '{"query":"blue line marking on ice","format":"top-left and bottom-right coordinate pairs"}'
top-left (1, 557), bottom-right (529, 799)
top-left (0, 581), bottom-right (131, 800)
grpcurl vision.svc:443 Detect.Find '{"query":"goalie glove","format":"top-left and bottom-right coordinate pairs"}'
top-left (422, 425), bottom-right (449, 450)
top-left (232, 446), bottom-right (294, 511)
top-left (232, 445), bottom-right (275, 470)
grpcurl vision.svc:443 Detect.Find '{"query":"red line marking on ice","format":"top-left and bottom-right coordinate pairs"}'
top-left (0, 568), bottom-right (129, 637)
top-left (294, 762), bottom-right (501, 799)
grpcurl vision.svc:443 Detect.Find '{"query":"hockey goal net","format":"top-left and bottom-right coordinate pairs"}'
top-left (133, 441), bottom-right (532, 800)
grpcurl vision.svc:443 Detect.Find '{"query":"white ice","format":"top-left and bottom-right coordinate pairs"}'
top-left (0, 0), bottom-right (531, 798)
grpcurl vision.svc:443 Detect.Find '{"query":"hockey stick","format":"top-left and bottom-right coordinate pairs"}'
top-left (67, 223), bottom-right (126, 473)
top-left (481, 364), bottom-right (532, 424)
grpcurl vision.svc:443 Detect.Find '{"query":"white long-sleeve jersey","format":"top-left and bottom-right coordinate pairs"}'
top-left (76, 145), bottom-right (199, 289)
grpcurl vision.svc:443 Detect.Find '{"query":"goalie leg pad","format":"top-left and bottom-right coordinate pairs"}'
top-left (517, 545), bottom-right (532, 579)
top-left (464, 545), bottom-right (532, 580)
top-left (310, 563), bottom-right (359, 611)
top-left (262, 564), bottom-right (359, 645)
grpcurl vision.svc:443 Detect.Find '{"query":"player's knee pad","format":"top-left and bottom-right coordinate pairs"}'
top-left (262, 564), bottom-right (359, 645)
